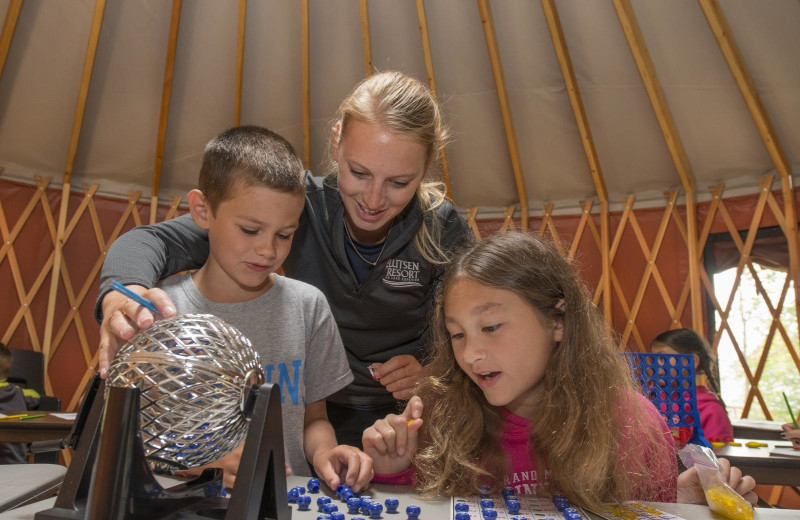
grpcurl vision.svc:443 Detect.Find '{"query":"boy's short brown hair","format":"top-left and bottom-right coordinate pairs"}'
top-left (199, 126), bottom-right (305, 212)
top-left (0, 343), bottom-right (12, 381)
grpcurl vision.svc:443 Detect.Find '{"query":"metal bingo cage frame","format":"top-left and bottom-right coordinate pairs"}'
top-left (626, 351), bottom-right (711, 447)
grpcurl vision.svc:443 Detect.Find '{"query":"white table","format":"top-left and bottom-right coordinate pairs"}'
top-left (0, 465), bottom-right (65, 514)
top-left (1, 474), bottom-right (798, 519)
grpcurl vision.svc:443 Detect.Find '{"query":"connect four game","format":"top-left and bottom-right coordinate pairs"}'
top-left (624, 352), bottom-right (710, 447)
top-left (452, 490), bottom-right (589, 519)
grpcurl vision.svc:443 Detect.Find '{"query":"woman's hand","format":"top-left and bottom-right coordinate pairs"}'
top-left (98, 285), bottom-right (176, 377)
top-left (362, 396), bottom-right (424, 476)
top-left (370, 355), bottom-right (422, 400)
top-left (781, 422), bottom-right (800, 449)
top-left (676, 457), bottom-right (757, 505)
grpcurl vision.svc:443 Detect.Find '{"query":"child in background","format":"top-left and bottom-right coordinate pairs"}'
top-left (0, 343), bottom-right (40, 464)
top-left (650, 328), bottom-right (734, 441)
top-left (131, 126), bottom-right (372, 490)
top-left (363, 233), bottom-right (758, 509)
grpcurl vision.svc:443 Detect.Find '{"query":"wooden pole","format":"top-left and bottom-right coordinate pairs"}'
top-left (301, 0), bottom-right (310, 169)
top-left (476, 0), bottom-right (529, 231)
top-left (0, 0), bottom-right (23, 83)
top-left (151, 0), bottom-right (182, 224)
top-left (234, 0), bottom-right (247, 126)
top-left (43, 0), bottom-right (107, 373)
top-left (612, 0), bottom-right (701, 331)
top-left (698, 0), bottom-right (800, 344)
top-left (359, 0), bottom-right (372, 76)
top-left (415, 0), bottom-right (452, 199)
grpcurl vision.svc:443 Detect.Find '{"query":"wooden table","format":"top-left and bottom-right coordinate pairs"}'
top-left (714, 439), bottom-right (800, 486)
top-left (0, 413), bottom-right (73, 443)
top-left (732, 419), bottom-right (786, 441)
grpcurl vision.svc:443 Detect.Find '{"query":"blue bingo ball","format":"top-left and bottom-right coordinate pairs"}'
top-left (348, 497), bottom-right (362, 514)
top-left (455, 513), bottom-right (471, 520)
top-left (368, 501), bottom-right (384, 518)
top-left (406, 504), bottom-right (421, 518)
top-left (307, 478), bottom-right (321, 493)
top-left (502, 486), bottom-right (515, 497)
top-left (360, 498), bottom-right (374, 515)
top-left (330, 513), bottom-right (345, 520)
top-left (340, 489), bottom-right (354, 502)
top-left (317, 496), bottom-right (332, 511)
top-left (287, 488), bottom-right (300, 503)
top-left (478, 485), bottom-right (491, 498)
top-left (512, 517), bottom-right (530, 520)
top-left (315, 515), bottom-right (331, 520)
top-left (482, 508), bottom-right (498, 519)
top-left (454, 502), bottom-right (469, 512)
top-left (297, 495), bottom-right (311, 511)
top-left (385, 497), bottom-right (399, 513)
top-left (322, 503), bottom-right (339, 514)
top-left (480, 498), bottom-right (494, 508)
top-left (336, 484), bottom-right (347, 494)
top-left (506, 499), bottom-right (521, 514)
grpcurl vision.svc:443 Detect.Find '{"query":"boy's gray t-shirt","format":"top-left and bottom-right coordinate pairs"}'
top-left (157, 273), bottom-right (353, 475)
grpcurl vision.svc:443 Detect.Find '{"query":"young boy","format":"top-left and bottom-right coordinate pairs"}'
top-left (143, 126), bottom-right (371, 489)
top-left (0, 343), bottom-right (40, 464)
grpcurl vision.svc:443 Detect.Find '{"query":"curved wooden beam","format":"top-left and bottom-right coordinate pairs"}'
top-left (476, 0), bottom-right (529, 231)
top-left (415, 0), bottom-right (452, 199)
top-left (234, 0), bottom-right (247, 125)
top-left (0, 0), bottom-right (23, 83)
top-left (151, 0), bottom-right (183, 224)
top-left (359, 0), bottom-right (372, 76)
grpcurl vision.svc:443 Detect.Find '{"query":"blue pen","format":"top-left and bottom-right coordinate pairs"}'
top-left (101, 279), bottom-right (160, 315)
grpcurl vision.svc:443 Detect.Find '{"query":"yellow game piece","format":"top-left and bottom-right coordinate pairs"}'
top-left (711, 441), bottom-right (726, 448)
top-left (745, 441), bottom-right (767, 448)
top-left (728, 441), bottom-right (742, 447)
top-left (705, 485), bottom-right (753, 520)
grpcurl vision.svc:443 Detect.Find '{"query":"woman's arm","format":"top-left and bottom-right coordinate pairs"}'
top-left (94, 213), bottom-right (209, 322)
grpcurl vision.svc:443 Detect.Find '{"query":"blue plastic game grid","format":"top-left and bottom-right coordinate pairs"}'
top-left (624, 352), bottom-right (710, 448)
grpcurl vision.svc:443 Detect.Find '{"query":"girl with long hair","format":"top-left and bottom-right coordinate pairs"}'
top-left (363, 233), bottom-right (756, 509)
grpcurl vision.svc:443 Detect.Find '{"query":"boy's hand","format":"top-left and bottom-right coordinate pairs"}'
top-left (676, 457), bottom-right (757, 505)
top-left (180, 444), bottom-right (244, 489)
top-left (98, 285), bottom-right (176, 378)
top-left (370, 355), bottom-right (422, 400)
top-left (362, 396), bottom-right (424, 475)
top-left (311, 445), bottom-right (373, 493)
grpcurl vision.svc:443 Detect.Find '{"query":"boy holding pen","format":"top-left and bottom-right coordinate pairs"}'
top-left (106, 126), bottom-right (372, 490)
top-left (0, 343), bottom-right (41, 464)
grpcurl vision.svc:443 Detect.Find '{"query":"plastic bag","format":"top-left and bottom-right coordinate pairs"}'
top-left (678, 444), bottom-right (753, 520)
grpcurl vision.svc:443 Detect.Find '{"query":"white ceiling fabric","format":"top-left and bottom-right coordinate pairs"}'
top-left (0, 0), bottom-right (798, 214)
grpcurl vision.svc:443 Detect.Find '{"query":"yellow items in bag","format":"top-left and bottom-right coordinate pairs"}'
top-left (705, 485), bottom-right (753, 520)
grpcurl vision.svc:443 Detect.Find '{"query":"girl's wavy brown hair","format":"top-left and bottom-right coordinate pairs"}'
top-left (412, 232), bottom-right (671, 509)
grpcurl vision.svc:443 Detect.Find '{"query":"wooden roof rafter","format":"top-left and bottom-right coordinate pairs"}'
top-left (415, 0), bottom-right (452, 199)
top-left (612, 0), bottom-right (703, 331)
top-left (359, 0), bottom-right (372, 76)
top-left (698, 0), bottom-right (800, 344)
top-left (234, 0), bottom-right (247, 126)
top-left (0, 0), bottom-right (23, 83)
top-left (150, 0), bottom-right (183, 224)
top-left (476, 0), bottom-right (529, 231)
top-left (43, 0), bottom-right (108, 372)
top-left (539, 0), bottom-right (611, 319)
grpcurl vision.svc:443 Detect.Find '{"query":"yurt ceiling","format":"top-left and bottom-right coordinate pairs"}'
top-left (0, 0), bottom-right (798, 215)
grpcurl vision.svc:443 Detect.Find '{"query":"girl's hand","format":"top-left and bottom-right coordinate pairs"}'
top-left (98, 285), bottom-right (176, 377)
top-left (362, 396), bottom-right (424, 475)
top-left (780, 423), bottom-right (800, 449)
top-left (311, 445), bottom-right (373, 493)
top-left (370, 355), bottom-right (422, 400)
top-left (676, 457), bottom-right (757, 505)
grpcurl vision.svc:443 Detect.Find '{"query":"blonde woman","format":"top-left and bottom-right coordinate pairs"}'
top-left (96, 71), bottom-right (472, 449)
